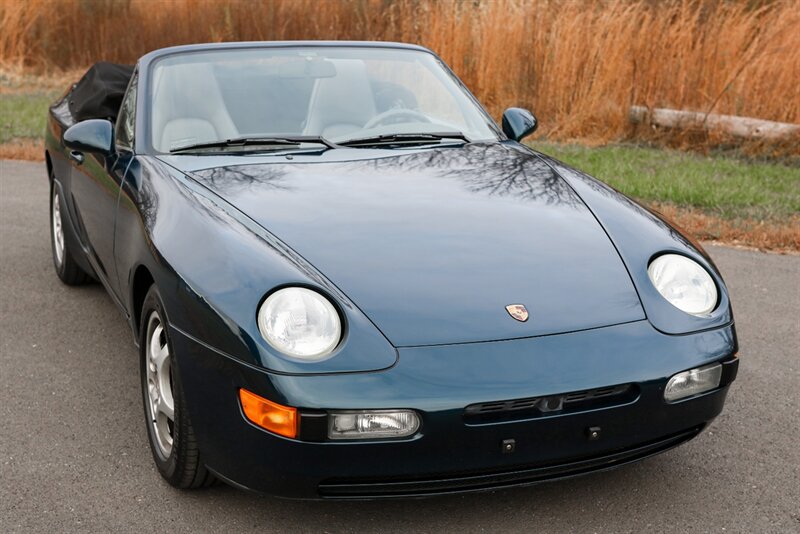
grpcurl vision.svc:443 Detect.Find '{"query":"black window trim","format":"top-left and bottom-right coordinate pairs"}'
top-left (115, 68), bottom-right (138, 153)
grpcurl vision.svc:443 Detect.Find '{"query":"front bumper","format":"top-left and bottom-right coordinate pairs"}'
top-left (170, 319), bottom-right (738, 499)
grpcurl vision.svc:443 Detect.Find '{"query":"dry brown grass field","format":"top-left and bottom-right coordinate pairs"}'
top-left (1, 0), bottom-right (798, 251)
top-left (1, 0), bottom-right (799, 148)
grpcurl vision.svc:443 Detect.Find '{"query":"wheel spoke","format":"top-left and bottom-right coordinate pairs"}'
top-left (147, 380), bottom-right (159, 415)
top-left (153, 344), bottom-right (169, 371)
top-left (158, 394), bottom-right (175, 420)
top-left (149, 324), bottom-right (162, 364)
top-left (149, 324), bottom-right (170, 372)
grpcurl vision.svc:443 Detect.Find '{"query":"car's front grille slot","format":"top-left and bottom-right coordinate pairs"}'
top-left (564, 385), bottom-right (626, 403)
top-left (464, 384), bottom-right (637, 423)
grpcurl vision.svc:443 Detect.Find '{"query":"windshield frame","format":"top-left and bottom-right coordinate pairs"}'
top-left (136, 42), bottom-right (504, 156)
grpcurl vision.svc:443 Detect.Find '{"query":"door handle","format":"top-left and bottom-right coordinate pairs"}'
top-left (69, 150), bottom-right (85, 164)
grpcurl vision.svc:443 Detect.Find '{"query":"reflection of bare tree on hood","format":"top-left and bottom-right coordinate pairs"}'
top-left (188, 142), bottom-right (582, 208)
top-left (346, 142), bottom-right (583, 208)
top-left (194, 164), bottom-right (291, 194)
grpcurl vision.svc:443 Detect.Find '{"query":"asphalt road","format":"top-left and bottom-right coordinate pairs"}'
top-left (1, 159), bottom-right (799, 533)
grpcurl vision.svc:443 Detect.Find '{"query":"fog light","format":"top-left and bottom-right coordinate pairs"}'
top-left (664, 363), bottom-right (722, 402)
top-left (328, 410), bottom-right (420, 440)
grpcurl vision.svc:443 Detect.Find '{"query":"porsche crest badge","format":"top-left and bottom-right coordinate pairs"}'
top-left (505, 304), bottom-right (529, 322)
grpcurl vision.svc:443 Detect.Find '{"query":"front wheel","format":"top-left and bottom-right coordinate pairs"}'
top-left (139, 285), bottom-right (215, 489)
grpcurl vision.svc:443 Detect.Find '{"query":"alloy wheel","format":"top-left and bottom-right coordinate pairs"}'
top-left (144, 311), bottom-right (175, 458)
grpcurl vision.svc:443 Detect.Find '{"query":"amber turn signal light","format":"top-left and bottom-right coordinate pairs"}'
top-left (239, 388), bottom-right (298, 438)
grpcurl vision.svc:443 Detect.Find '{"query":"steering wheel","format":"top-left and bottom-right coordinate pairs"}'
top-left (363, 108), bottom-right (432, 130)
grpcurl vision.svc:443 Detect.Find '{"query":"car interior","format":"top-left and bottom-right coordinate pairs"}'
top-left (151, 58), bottom-right (439, 151)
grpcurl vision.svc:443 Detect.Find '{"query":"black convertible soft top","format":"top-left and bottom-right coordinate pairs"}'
top-left (68, 62), bottom-right (134, 122)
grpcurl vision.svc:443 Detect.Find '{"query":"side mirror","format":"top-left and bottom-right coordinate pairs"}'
top-left (501, 108), bottom-right (538, 142)
top-left (63, 119), bottom-right (114, 157)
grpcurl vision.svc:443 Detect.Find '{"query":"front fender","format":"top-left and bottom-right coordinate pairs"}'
top-left (537, 152), bottom-right (734, 336)
top-left (116, 156), bottom-right (397, 374)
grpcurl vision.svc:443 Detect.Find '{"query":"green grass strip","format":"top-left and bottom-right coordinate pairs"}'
top-left (531, 143), bottom-right (800, 220)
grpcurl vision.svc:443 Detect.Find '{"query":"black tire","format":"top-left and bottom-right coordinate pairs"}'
top-left (50, 181), bottom-right (92, 286)
top-left (139, 285), bottom-right (216, 489)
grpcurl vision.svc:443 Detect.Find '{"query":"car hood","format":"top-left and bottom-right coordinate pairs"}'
top-left (173, 143), bottom-right (645, 347)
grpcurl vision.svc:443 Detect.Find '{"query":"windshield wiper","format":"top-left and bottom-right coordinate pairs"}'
top-left (169, 135), bottom-right (338, 154)
top-left (338, 132), bottom-right (471, 148)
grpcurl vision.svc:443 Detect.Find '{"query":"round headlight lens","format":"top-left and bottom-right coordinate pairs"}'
top-left (647, 254), bottom-right (718, 316)
top-left (257, 287), bottom-right (341, 360)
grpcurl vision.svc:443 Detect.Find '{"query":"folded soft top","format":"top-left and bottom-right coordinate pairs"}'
top-left (68, 62), bottom-right (134, 122)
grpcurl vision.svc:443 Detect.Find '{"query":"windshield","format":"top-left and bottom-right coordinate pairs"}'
top-left (149, 46), bottom-right (499, 153)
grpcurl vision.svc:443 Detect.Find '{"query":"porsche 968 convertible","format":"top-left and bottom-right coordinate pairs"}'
top-left (45, 41), bottom-right (738, 498)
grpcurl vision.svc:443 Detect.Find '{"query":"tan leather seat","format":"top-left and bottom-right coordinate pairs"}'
top-left (151, 62), bottom-right (239, 151)
top-left (303, 59), bottom-right (376, 139)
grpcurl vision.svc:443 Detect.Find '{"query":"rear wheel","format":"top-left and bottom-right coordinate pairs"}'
top-left (50, 183), bottom-right (91, 285)
top-left (139, 285), bottom-right (215, 489)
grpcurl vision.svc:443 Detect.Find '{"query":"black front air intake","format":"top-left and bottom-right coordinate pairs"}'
top-left (464, 384), bottom-right (638, 424)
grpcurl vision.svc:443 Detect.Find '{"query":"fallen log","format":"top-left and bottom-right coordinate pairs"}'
top-left (629, 106), bottom-right (800, 140)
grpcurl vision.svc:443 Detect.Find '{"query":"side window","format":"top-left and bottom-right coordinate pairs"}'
top-left (116, 70), bottom-right (138, 151)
